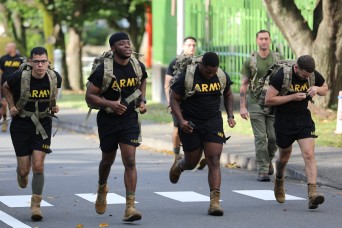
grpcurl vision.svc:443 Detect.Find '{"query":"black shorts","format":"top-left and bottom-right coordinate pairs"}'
top-left (179, 115), bottom-right (226, 152)
top-left (171, 112), bottom-right (179, 127)
top-left (10, 117), bottom-right (52, 157)
top-left (274, 110), bottom-right (316, 148)
top-left (97, 111), bottom-right (140, 152)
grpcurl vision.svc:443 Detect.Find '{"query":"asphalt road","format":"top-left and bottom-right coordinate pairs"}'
top-left (1, 130), bottom-right (342, 228)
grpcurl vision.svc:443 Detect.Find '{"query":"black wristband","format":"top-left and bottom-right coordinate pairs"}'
top-left (138, 98), bottom-right (146, 104)
top-left (228, 114), bottom-right (234, 119)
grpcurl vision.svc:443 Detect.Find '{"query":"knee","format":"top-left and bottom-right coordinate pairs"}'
top-left (17, 168), bottom-right (30, 177)
top-left (206, 155), bottom-right (220, 167)
top-left (32, 161), bottom-right (44, 173)
top-left (184, 161), bottom-right (197, 170)
top-left (302, 151), bottom-right (315, 162)
top-left (101, 158), bottom-right (114, 168)
top-left (124, 157), bottom-right (136, 169)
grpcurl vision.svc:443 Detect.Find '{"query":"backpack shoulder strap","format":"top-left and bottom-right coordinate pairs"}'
top-left (308, 72), bottom-right (316, 88)
top-left (280, 62), bottom-right (294, 95)
top-left (47, 69), bottom-right (58, 109)
top-left (271, 51), bottom-right (282, 62)
top-left (249, 51), bottom-right (258, 79)
top-left (16, 67), bottom-right (32, 110)
top-left (184, 64), bottom-right (196, 99)
top-left (129, 57), bottom-right (143, 86)
top-left (217, 67), bottom-right (227, 95)
top-left (101, 56), bottom-right (117, 95)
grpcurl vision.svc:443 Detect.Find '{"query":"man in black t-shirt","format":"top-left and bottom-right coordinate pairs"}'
top-left (164, 36), bottom-right (210, 168)
top-left (86, 32), bottom-right (147, 222)
top-left (265, 55), bottom-right (328, 210)
top-left (0, 42), bottom-right (23, 132)
top-left (169, 52), bottom-right (236, 216)
top-left (2, 47), bottom-right (62, 221)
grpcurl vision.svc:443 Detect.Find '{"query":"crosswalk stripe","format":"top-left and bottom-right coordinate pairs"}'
top-left (0, 195), bottom-right (53, 208)
top-left (155, 191), bottom-right (217, 202)
top-left (232, 190), bottom-right (306, 201)
top-left (0, 210), bottom-right (31, 228)
top-left (75, 193), bottom-right (138, 204)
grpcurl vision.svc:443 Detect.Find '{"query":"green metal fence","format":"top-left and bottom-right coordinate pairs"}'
top-left (185, 0), bottom-right (316, 92)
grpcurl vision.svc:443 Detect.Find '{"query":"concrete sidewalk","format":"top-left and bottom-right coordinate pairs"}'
top-left (53, 108), bottom-right (342, 190)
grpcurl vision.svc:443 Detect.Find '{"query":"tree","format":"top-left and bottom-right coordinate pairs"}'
top-left (263, 0), bottom-right (342, 108)
top-left (102, 0), bottom-right (149, 55)
top-left (0, 0), bottom-right (44, 55)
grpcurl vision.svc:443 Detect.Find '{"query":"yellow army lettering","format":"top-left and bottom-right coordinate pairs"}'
top-left (193, 83), bottom-right (221, 93)
top-left (217, 132), bottom-right (224, 138)
top-left (290, 83), bottom-right (309, 92)
top-left (130, 139), bottom-right (139, 143)
top-left (4, 60), bottom-right (21, 67)
top-left (111, 78), bottom-right (138, 89)
top-left (30, 90), bottom-right (50, 98)
top-left (42, 144), bottom-right (50, 149)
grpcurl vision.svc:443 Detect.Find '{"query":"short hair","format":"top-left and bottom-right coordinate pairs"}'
top-left (30, 47), bottom-right (48, 58)
top-left (202, 52), bottom-right (219, 67)
top-left (297, 55), bottom-right (315, 73)
top-left (183, 36), bottom-right (197, 43)
top-left (256, 30), bottom-right (270, 38)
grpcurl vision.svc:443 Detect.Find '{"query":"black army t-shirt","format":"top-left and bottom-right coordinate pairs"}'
top-left (0, 54), bottom-right (23, 84)
top-left (87, 59), bottom-right (148, 116)
top-left (171, 66), bottom-right (233, 120)
top-left (7, 70), bottom-right (62, 131)
top-left (270, 66), bottom-right (325, 114)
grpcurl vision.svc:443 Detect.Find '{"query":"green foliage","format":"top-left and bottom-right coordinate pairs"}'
top-left (82, 21), bottom-right (110, 46)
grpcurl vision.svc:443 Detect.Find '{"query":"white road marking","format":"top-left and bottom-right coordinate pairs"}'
top-left (0, 210), bottom-right (31, 228)
top-left (233, 190), bottom-right (305, 201)
top-left (76, 193), bottom-right (138, 204)
top-left (0, 195), bottom-right (53, 208)
top-left (155, 191), bottom-right (221, 202)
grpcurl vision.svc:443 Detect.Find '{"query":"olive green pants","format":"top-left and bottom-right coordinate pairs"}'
top-left (249, 102), bottom-right (277, 174)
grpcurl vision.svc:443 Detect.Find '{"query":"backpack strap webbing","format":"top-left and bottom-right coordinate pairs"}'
top-left (249, 51), bottom-right (282, 92)
top-left (16, 67), bottom-right (31, 110)
top-left (129, 57), bottom-right (143, 86)
top-left (184, 64), bottom-right (196, 99)
top-left (47, 69), bottom-right (58, 109)
top-left (17, 68), bottom-right (57, 139)
top-left (184, 65), bottom-right (227, 99)
top-left (216, 68), bottom-right (227, 95)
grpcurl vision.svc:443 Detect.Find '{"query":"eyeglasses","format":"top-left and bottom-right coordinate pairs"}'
top-left (32, 60), bottom-right (48, 64)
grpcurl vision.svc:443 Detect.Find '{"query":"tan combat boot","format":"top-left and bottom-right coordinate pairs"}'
top-left (169, 155), bottom-right (183, 184)
top-left (123, 195), bottom-right (142, 222)
top-left (31, 194), bottom-right (43, 221)
top-left (274, 177), bottom-right (285, 203)
top-left (308, 183), bottom-right (325, 209)
top-left (208, 190), bottom-right (224, 216)
top-left (95, 183), bottom-right (108, 214)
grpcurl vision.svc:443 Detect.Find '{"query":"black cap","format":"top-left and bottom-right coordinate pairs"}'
top-left (202, 52), bottom-right (219, 67)
top-left (109, 32), bottom-right (130, 46)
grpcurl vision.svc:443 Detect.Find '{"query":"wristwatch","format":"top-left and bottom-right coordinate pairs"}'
top-left (228, 114), bottom-right (234, 119)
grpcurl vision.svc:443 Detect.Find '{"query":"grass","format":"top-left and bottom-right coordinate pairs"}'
top-left (57, 84), bottom-right (342, 148)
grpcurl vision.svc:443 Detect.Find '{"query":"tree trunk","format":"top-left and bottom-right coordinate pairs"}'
top-left (66, 27), bottom-right (83, 90)
top-left (263, 0), bottom-right (342, 108)
top-left (54, 23), bottom-right (71, 90)
top-left (0, 4), bottom-right (10, 36)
